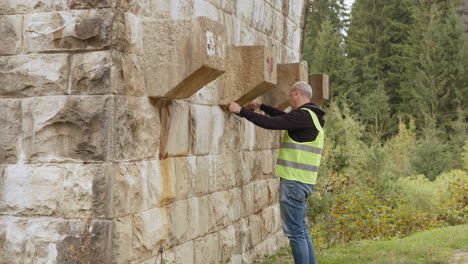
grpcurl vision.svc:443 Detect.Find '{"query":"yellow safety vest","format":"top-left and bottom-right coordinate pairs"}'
top-left (276, 108), bottom-right (324, 185)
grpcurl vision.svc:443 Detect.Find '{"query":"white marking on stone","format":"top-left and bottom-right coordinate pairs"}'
top-left (48, 243), bottom-right (58, 264)
top-left (206, 31), bottom-right (215, 56)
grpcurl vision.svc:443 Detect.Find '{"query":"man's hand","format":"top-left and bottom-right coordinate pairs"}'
top-left (245, 102), bottom-right (261, 110)
top-left (228, 101), bottom-right (241, 114)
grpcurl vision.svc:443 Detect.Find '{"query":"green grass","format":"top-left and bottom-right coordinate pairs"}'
top-left (259, 225), bottom-right (468, 264)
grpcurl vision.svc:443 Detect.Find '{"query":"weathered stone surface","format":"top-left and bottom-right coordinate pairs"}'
top-left (173, 241), bottom-right (194, 264)
top-left (166, 199), bottom-right (191, 245)
top-left (113, 96), bottom-right (159, 161)
top-left (159, 100), bottom-right (190, 158)
top-left (114, 11), bottom-right (143, 53)
top-left (70, 51), bottom-right (114, 95)
top-left (70, 51), bottom-right (145, 96)
top-left (215, 153), bottom-right (241, 191)
top-left (154, 158), bottom-right (176, 207)
top-left (110, 162), bottom-right (145, 217)
top-left (133, 208), bottom-right (168, 261)
top-left (0, 15), bottom-right (22, 55)
top-left (193, 155), bottom-right (217, 196)
top-left (219, 46), bottom-right (277, 106)
top-left (254, 125), bottom-right (281, 150)
top-left (61, 164), bottom-right (111, 218)
top-left (173, 156), bottom-right (195, 201)
top-left (0, 165), bottom-right (65, 216)
top-left (194, 232), bottom-right (219, 264)
top-left (219, 225), bottom-right (237, 262)
top-left (56, 219), bottom-right (112, 264)
top-left (0, 54), bottom-right (69, 97)
top-left (188, 196), bottom-right (210, 238)
top-left (143, 16), bottom-right (226, 99)
top-left (70, 0), bottom-right (113, 9)
top-left (309, 73), bottom-right (329, 105)
top-left (112, 215), bottom-right (134, 264)
top-left (22, 96), bottom-right (113, 163)
top-left (267, 178), bottom-right (280, 205)
top-left (0, 100), bottom-right (21, 163)
top-left (0, 0), bottom-right (67, 14)
top-left (207, 188), bottom-right (242, 232)
top-left (24, 10), bottom-right (113, 52)
top-left (190, 104), bottom-right (214, 155)
top-left (0, 217), bottom-right (111, 264)
top-left (253, 180), bottom-right (270, 213)
top-left (262, 61), bottom-right (308, 109)
top-left (149, 0), bottom-right (193, 19)
top-left (247, 213), bottom-right (264, 249)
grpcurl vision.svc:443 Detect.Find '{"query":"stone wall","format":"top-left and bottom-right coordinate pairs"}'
top-left (0, 0), bottom-right (308, 263)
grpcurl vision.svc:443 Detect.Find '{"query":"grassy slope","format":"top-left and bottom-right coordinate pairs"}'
top-left (259, 225), bottom-right (468, 264)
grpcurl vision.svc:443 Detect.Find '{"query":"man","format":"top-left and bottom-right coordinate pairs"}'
top-left (228, 81), bottom-right (325, 264)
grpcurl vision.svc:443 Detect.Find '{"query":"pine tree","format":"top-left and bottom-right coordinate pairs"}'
top-left (309, 19), bottom-right (355, 102)
top-left (303, 0), bottom-right (349, 64)
top-left (400, 0), bottom-right (468, 130)
top-left (346, 0), bottom-right (416, 138)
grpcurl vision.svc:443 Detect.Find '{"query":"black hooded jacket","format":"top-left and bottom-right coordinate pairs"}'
top-left (239, 102), bottom-right (326, 142)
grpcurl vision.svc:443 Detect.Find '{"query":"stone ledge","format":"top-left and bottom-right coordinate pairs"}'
top-left (262, 61), bottom-right (308, 109)
top-left (219, 46), bottom-right (277, 106)
top-left (143, 16), bottom-right (226, 99)
top-left (309, 73), bottom-right (329, 105)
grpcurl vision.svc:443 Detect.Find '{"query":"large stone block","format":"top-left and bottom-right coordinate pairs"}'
top-left (114, 11), bottom-right (143, 54)
top-left (0, 164), bottom-right (111, 218)
top-left (69, 51), bottom-right (145, 96)
top-left (0, 100), bottom-right (21, 163)
top-left (215, 153), bottom-right (241, 191)
top-left (166, 199), bottom-right (191, 246)
top-left (24, 10), bottom-right (113, 52)
top-left (61, 164), bottom-right (112, 218)
top-left (173, 156), bottom-right (196, 201)
top-left (112, 215), bottom-right (134, 264)
top-left (0, 0), bottom-right (67, 14)
top-left (218, 225), bottom-right (237, 262)
top-left (0, 165), bottom-right (65, 216)
top-left (0, 217), bottom-right (111, 264)
top-left (262, 61), bottom-right (308, 109)
top-left (253, 180), bottom-right (270, 213)
top-left (56, 219), bottom-right (112, 264)
top-left (153, 158), bottom-right (176, 207)
top-left (133, 208), bottom-right (168, 262)
top-left (0, 15), bottom-right (22, 55)
top-left (0, 54), bottom-right (69, 97)
top-left (194, 232), bottom-right (219, 264)
top-left (159, 100), bottom-right (190, 158)
top-left (22, 96), bottom-right (113, 163)
top-left (69, 0), bottom-right (113, 9)
top-left (192, 155), bottom-right (216, 196)
top-left (190, 104), bottom-right (219, 155)
top-left (113, 96), bottom-right (159, 161)
top-left (188, 196), bottom-right (210, 238)
top-left (247, 213), bottom-right (264, 249)
top-left (143, 16), bottom-right (225, 99)
top-left (309, 73), bottom-right (329, 105)
top-left (110, 162), bottom-right (145, 217)
top-left (173, 241), bottom-right (194, 264)
top-left (219, 46), bottom-right (277, 106)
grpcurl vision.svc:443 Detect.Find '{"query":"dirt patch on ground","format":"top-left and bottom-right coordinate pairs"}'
top-left (449, 250), bottom-right (468, 264)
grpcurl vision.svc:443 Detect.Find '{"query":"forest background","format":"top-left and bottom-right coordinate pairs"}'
top-left (302, 0), bottom-right (467, 248)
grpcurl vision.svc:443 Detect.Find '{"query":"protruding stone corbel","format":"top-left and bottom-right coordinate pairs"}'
top-left (262, 61), bottom-right (308, 109)
top-left (219, 46), bottom-right (277, 106)
top-left (309, 73), bottom-right (329, 105)
top-left (142, 16), bottom-right (226, 99)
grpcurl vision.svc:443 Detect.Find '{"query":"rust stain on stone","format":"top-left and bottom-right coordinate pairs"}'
top-left (158, 158), bottom-right (174, 207)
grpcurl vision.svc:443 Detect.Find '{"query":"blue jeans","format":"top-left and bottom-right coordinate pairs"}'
top-left (279, 177), bottom-right (316, 264)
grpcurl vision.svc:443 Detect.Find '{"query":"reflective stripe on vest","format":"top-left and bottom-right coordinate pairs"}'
top-left (275, 107), bottom-right (324, 185)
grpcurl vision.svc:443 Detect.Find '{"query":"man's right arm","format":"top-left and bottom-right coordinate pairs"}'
top-left (260, 104), bottom-right (287, 117)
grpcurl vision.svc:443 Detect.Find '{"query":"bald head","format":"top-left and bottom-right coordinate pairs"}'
top-left (292, 81), bottom-right (313, 99)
